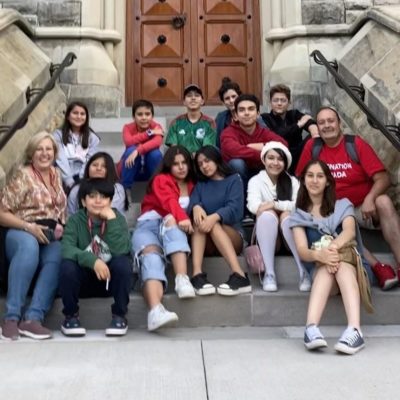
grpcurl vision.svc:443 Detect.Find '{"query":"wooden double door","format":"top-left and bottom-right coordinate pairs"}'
top-left (126, 0), bottom-right (261, 105)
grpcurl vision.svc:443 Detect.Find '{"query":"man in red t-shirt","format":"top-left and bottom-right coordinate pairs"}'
top-left (296, 107), bottom-right (400, 290)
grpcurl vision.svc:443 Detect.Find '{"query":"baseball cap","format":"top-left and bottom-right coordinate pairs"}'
top-left (183, 84), bottom-right (203, 98)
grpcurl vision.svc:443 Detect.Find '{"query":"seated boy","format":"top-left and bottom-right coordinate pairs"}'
top-left (261, 84), bottom-right (319, 173)
top-left (165, 84), bottom-right (216, 155)
top-left (59, 178), bottom-right (133, 337)
top-left (118, 99), bottom-right (164, 190)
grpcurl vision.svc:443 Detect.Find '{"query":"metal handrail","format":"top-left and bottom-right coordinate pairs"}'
top-left (310, 49), bottom-right (400, 152)
top-left (0, 52), bottom-right (76, 151)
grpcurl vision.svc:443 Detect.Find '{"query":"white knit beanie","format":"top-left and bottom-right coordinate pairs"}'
top-left (260, 141), bottom-right (292, 169)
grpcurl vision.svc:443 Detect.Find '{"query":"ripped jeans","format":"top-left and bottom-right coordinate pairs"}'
top-left (131, 217), bottom-right (190, 287)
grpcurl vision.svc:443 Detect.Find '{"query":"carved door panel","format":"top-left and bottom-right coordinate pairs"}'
top-left (197, 0), bottom-right (260, 103)
top-left (126, 0), bottom-right (261, 105)
top-left (127, 0), bottom-right (191, 104)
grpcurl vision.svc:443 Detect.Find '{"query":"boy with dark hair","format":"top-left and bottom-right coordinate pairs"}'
top-left (59, 178), bottom-right (133, 337)
top-left (221, 93), bottom-right (287, 189)
top-left (221, 94), bottom-right (287, 222)
top-left (165, 84), bottom-right (216, 155)
top-left (118, 99), bottom-right (163, 190)
top-left (261, 84), bottom-right (319, 173)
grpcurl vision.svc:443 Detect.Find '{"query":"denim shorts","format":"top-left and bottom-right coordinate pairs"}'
top-left (131, 217), bottom-right (190, 284)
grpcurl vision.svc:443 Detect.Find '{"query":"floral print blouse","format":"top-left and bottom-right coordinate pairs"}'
top-left (0, 166), bottom-right (66, 224)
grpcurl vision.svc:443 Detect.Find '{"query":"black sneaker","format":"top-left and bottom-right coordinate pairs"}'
top-left (190, 273), bottom-right (216, 296)
top-left (61, 316), bottom-right (86, 337)
top-left (217, 273), bottom-right (252, 296)
top-left (105, 315), bottom-right (128, 336)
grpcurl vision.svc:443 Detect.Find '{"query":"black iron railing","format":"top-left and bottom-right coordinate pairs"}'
top-left (310, 49), bottom-right (400, 152)
top-left (0, 52), bottom-right (76, 151)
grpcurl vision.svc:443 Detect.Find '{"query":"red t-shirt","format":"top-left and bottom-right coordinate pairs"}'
top-left (296, 136), bottom-right (385, 207)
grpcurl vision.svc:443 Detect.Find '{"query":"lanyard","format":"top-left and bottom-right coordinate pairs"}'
top-left (31, 165), bottom-right (58, 207)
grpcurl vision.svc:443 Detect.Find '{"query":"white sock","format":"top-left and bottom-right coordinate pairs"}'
top-left (281, 217), bottom-right (307, 280)
top-left (256, 211), bottom-right (279, 277)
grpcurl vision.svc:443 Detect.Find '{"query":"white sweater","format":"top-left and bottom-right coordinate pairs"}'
top-left (247, 170), bottom-right (299, 215)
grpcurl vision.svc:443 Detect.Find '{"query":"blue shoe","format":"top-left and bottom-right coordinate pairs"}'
top-left (61, 316), bottom-right (86, 337)
top-left (304, 324), bottom-right (328, 350)
top-left (105, 315), bottom-right (128, 336)
top-left (334, 327), bottom-right (365, 355)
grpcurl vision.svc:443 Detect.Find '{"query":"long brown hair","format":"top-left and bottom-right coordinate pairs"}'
top-left (146, 145), bottom-right (195, 193)
top-left (296, 160), bottom-right (336, 217)
top-left (61, 101), bottom-right (91, 148)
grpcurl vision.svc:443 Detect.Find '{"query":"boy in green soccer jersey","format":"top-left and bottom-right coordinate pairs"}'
top-left (166, 84), bottom-right (216, 155)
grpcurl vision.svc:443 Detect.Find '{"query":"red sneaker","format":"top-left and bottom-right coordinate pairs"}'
top-left (372, 263), bottom-right (398, 290)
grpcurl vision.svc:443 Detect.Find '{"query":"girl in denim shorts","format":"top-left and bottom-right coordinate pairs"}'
top-left (290, 160), bottom-right (366, 355)
top-left (132, 145), bottom-right (196, 331)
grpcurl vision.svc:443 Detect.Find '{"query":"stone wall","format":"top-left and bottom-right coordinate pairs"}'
top-left (0, 0), bottom-right (81, 26)
top-left (0, 9), bottom-right (67, 188)
top-left (302, 0), bottom-right (400, 24)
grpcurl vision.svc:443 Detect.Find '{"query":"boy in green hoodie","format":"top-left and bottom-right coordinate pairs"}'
top-left (60, 178), bottom-right (133, 337)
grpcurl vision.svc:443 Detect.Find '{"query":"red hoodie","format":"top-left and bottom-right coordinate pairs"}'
top-left (140, 173), bottom-right (194, 222)
top-left (220, 123), bottom-right (287, 169)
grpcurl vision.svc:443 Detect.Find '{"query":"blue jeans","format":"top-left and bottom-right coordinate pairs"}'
top-left (59, 255), bottom-right (133, 318)
top-left (121, 146), bottom-right (162, 189)
top-left (5, 229), bottom-right (61, 321)
top-left (132, 218), bottom-right (190, 287)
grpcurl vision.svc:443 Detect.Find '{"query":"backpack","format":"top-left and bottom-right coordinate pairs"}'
top-left (311, 134), bottom-right (359, 164)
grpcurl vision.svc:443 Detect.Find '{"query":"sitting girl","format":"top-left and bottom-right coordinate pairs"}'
top-left (67, 152), bottom-right (126, 217)
top-left (54, 101), bottom-right (100, 191)
top-left (247, 141), bottom-right (310, 292)
top-left (289, 160), bottom-right (367, 355)
top-left (131, 146), bottom-right (196, 332)
top-left (189, 145), bottom-right (251, 296)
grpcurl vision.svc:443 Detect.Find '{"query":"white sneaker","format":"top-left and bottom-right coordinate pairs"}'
top-left (262, 274), bottom-right (277, 292)
top-left (147, 304), bottom-right (179, 332)
top-left (299, 273), bottom-right (312, 292)
top-left (175, 274), bottom-right (196, 299)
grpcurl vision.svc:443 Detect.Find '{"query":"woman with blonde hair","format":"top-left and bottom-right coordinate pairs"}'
top-left (0, 131), bottom-right (66, 341)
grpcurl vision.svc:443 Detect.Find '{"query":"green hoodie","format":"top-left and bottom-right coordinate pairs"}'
top-left (62, 208), bottom-right (131, 269)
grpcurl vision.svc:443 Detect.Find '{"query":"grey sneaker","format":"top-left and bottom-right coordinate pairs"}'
top-left (263, 274), bottom-right (277, 292)
top-left (1, 319), bottom-right (20, 341)
top-left (19, 320), bottom-right (52, 340)
top-left (334, 327), bottom-right (365, 355)
top-left (304, 324), bottom-right (328, 350)
top-left (148, 304), bottom-right (178, 332)
top-left (175, 274), bottom-right (196, 299)
top-left (299, 273), bottom-right (312, 292)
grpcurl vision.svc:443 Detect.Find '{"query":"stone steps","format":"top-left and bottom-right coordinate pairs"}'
top-left (63, 114), bottom-right (398, 332)
top-left (1, 253), bottom-right (397, 330)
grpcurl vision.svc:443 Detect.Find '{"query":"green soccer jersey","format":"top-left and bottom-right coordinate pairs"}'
top-left (166, 113), bottom-right (216, 154)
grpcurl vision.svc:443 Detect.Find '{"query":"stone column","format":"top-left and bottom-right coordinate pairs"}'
top-left (104, 0), bottom-right (115, 59)
top-left (271, 0), bottom-right (283, 57)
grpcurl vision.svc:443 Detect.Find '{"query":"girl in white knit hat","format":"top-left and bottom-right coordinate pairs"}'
top-left (247, 141), bottom-right (311, 292)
